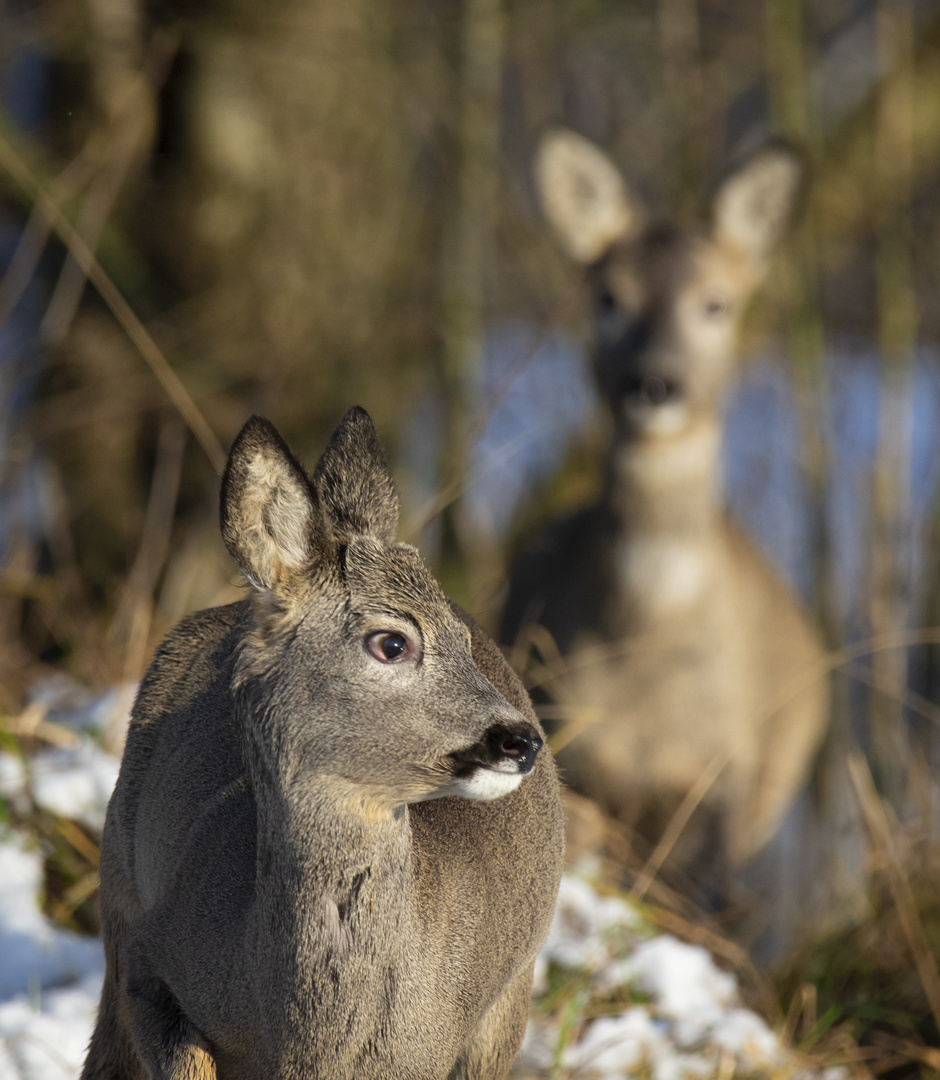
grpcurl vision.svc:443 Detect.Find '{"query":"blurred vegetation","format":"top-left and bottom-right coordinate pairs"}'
top-left (6, 0), bottom-right (940, 1071)
top-left (3, 0), bottom-right (940, 685)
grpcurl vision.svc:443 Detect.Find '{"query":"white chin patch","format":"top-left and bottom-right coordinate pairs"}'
top-left (624, 400), bottom-right (688, 435)
top-left (451, 768), bottom-right (524, 802)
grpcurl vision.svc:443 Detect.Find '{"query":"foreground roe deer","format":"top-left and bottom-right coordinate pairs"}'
top-left (83, 409), bottom-right (564, 1080)
top-left (501, 130), bottom-right (828, 883)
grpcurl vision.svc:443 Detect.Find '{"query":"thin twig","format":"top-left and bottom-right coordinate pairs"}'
top-left (523, 624), bottom-right (940, 733)
top-left (0, 704), bottom-right (80, 749)
top-left (40, 88), bottom-right (150, 343)
top-left (847, 751), bottom-right (940, 1035)
top-left (56, 818), bottom-right (101, 867)
top-left (867, 1029), bottom-right (940, 1071)
top-left (641, 903), bottom-right (770, 1012)
top-left (630, 750), bottom-right (730, 903)
top-left (3, 1030), bottom-right (76, 1077)
top-left (0, 132), bottom-right (226, 475)
top-left (0, 148), bottom-right (97, 328)
top-left (846, 657), bottom-right (940, 730)
top-left (109, 415), bottom-right (187, 681)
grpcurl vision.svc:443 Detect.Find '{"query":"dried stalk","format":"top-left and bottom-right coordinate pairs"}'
top-left (0, 133), bottom-right (226, 475)
top-left (847, 751), bottom-right (940, 1035)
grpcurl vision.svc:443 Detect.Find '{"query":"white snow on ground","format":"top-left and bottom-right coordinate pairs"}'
top-left (2, 746), bottom-right (119, 835)
top-left (0, 843), bottom-right (104, 1002)
top-left (516, 873), bottom-right (823, 1079)
top-left (0, 839), bottom-right (105, 1079)
top-left (0, 682), bottom-right (117, 1080)
top-left (0, 681), bottom-right (841, 1080)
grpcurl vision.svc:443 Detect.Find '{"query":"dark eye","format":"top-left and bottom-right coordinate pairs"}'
top-left (365, 631), bottom-right (413, 663)
top-left (597, 285), bottom-right (618, 311)
top-left (704, 297), bottom-right (730, 317)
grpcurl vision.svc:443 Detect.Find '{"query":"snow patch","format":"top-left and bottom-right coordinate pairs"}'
top-left (0, 842), bottom-right (105, 1002)
top-left (26, 744), bottom-right (118, 834)
top-left (0, 970), bottom-right (103, 1080)
top-left (524, 872), bottom-right (809, 1079)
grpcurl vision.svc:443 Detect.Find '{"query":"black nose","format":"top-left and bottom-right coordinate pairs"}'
top-left (621, 372), bottom-right (683, 405)
top-left (486, 724), bottom-right (543, 774)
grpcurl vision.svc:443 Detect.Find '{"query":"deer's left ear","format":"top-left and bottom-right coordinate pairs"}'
top-left (711, 142), bottom-right (804, 274)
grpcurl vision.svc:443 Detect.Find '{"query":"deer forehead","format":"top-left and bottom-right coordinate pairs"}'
top-left (687, 238), bottom-right (760, 300)
top-left (344, 541), bottom-right (469, 640)
top-left (601, 231), bottom-right (757, 313)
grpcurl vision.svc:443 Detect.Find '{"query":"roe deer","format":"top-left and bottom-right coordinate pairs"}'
top-left (83, 408), bottom-right (564, 1080)
top-left (501, 130), bottom-right (828, 886)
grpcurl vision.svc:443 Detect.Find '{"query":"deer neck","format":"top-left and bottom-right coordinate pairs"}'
top-left (241, 723), bottom-right (419, 1053)
top-left (606, 417), bottom-right (721, 528)
top-left (236, 666), bottom-right (416, 929)
top-left (602, 417), bottom-right (723, 621)
top-left (252, 765), bottom-right (414, 945)
top-left (254, 785), bottom-right (420, 1066)
top-left (261, 777), bottom-right (408, 870)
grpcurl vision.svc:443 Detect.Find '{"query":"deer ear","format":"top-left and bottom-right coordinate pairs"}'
top-left (711, 141), bottom-right (804, 273)
top-left (534, 128), bottom-right (638, 264)
top-left (312, 407), bottom-right (399, 545)
top-left (221, 416), bottom-right (323, 591)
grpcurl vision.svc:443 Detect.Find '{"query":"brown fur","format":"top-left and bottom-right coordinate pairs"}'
top-left (502, 131), bottom-right (828, 887)
top-left (83, 409), bottom-right (564, 1080)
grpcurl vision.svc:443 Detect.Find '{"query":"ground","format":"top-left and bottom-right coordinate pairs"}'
top-left (0, 679), bottom-right (846, 1080)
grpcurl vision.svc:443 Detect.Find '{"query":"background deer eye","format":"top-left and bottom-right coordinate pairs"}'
top-left (597, 285), bottom-right (618, 311)
top-left (365, 631), bottom-right (413, 662)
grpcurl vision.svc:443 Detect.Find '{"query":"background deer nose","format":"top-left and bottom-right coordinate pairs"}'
top-left (486, 724), bottom-right (543, 774)
top-left (620, 372), bottom-right (683, 404)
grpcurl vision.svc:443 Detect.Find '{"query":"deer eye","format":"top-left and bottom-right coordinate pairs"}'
top-left (597, 285), bottom-right (619, 311)
top-left (704, 296), bottom-right (731, 318)
top-left (365, 631), bottom-right (415, 663)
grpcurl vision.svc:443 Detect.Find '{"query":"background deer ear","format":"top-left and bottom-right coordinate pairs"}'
top-left (534, 129), bottom-right (638, 264)
top-left (711, 141), bottom-right (804, 273)
top-left (220, 416), bottom-right (323, 591)
top-left (312, 406), bottom-right (399, 546)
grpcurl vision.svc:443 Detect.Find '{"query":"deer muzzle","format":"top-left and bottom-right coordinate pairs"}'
top-left (450, 720), bottom-right (543, 777)
top-left (620, 372), bottom-right (683, 406)
top-left (482, 724), bottom-right (543, 775)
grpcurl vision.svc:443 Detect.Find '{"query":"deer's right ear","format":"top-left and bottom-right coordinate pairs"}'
top-left (220, 416), bottom-right (323, 591)
top-left (534, 128), bottom-right (638, 264)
